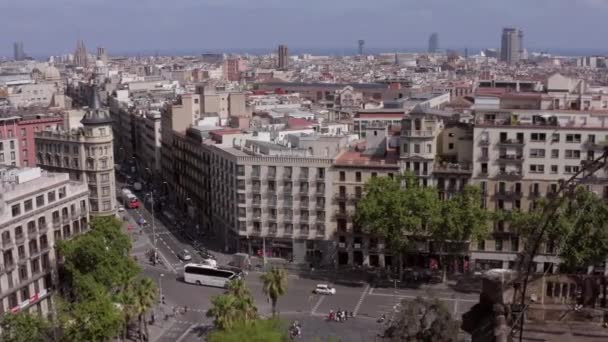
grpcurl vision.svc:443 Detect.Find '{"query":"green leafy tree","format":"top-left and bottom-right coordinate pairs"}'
top-left (58, 216), bottom-right (140, 297)
top-left (226, 278), bottom-right (258, 322)
top-left (134, 278), bottom-right (157, 341)
top-left (58, 291), bottom-right (124, 342)
top-left (0, 312), bottom-right (53, 342)
top-left (509, 186), bottom-right (608, 272)
top-left (207, 294), bottom-right (240, 330)
top-left (260, 267), bottom-right (288, 317)
top-left (355, 173), bottom-right (441, 278)
top-left (383, 297), bottom-right (459, 342)
top-left (55, 216), bottom-right (152, 341)
top-left (434, 185), bottom-right (490, 281)
top-left (207, 319), bottom-right (288, 342)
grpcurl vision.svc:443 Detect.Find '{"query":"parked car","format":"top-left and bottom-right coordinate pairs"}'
top-left (117, 206), bottom-right (125, 212)
top-left (313, 284), bottom-right (336, 295)
top-left (198, 249), bottom-right (217, 260)
top-left (177, 249), bottom-right (192, 261)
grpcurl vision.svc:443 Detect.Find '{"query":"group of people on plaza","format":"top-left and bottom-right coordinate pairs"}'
top-left (328, 308), bottom-right (351, 322)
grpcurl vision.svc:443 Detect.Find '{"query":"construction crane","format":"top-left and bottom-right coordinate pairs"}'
top-left (513, 147), bottom-right (608, 341)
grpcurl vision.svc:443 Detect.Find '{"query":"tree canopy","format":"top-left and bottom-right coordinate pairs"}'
top-left (355, 173), bottom-right (490, 278)
top-left (508, 186), bottom-right (608, 272)
top-left (383, 297), bottom-right (460, 342)
top-left (0, 311), bottom-right (53, 342)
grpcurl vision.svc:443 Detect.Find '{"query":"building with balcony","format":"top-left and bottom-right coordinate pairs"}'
top-left (0, 167), bottom-right (89, 317)
top-left (35, 90), bottom-right (116, 216)
top-left (171, 128), bottom-right (345, 265)
top-left (332, 134), bottom-right (399, 268)
top-left (471, 109), bottom-right (608, 271)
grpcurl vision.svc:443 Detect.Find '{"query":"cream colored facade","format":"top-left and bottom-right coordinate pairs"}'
top-left (0, 167), bottom-right (89, 316)
top-left (35, 101), bottom-right (116, 216)
top-left (332, 157), bottom-right (399, 267)
top-left (471, 109), bottom-right (608, 271)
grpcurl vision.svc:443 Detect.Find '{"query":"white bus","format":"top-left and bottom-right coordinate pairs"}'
top-left (183, 263), bottom-right (242, 288)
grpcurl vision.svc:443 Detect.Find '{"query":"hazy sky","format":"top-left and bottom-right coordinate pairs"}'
top-left (2, 0), bottom-right (608, 57)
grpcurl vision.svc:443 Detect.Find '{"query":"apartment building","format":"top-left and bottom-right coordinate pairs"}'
top-left (140, 111), bottom-right (162, 174)
top-left (471, 109), bottom-right (608, 272)
top-left (35, 92), bottom-right (116, 216)
top-left (0, 114), bottom-right (63, 168)
top-left (0, 167), bottom-right (89, 316)
top-left (172, 128), bottom-right (345, 265)
top-left (332, 131), bottom-right (399, 267)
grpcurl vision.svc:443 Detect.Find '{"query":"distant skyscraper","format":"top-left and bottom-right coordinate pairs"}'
top-left (13, 42), bottom-right (25, 61)
top-left (500, 27), bottom-right (523, 64)
top-left (428, 33), bottom-right (439, 53)
top-left (358, 40), bottom-right (365, 55)
top-left (74, 39), bottom-right (88, 67)
top-left (277, 44), bottom-right (288, 70)
top-left (96, 46), bottom-right (108, 63)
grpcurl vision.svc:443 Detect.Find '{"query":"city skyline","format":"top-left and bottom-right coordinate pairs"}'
top-left (2, 0), bottom-right (608, 57)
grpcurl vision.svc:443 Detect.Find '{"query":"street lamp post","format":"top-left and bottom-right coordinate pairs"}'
top-left (159, 273), bottom-right (165, 304)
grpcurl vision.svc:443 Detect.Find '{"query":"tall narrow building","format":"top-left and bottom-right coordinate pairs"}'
top-left (358, 40), bottom-right (365, 55)
top-left (13, 42), bottom-right (25, 61)
top-left (500, 27), bottom-right (523, 64)
top-left (73, 39), bottom-right (88, 68)
top-left (278, 44), bottom-right (288, 70)
top-left (35, 86), bottom-right (116, 216)
top-left (428, 33), bottom-right (439, 53)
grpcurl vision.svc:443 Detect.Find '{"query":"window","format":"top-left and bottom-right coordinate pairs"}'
top-left (551, 149), bottom-right (559, 158)
top-left (550, 165), bottom-right (558, 174)
top-left (339, 171), bottom-right (345, 181)
top-left (511, 238), bottom-right (519, 252)
top-left (10, 151), bottom-right (15, 160)
top-left (565, 134), bottom-right (581, 143)
top-left (103, 201), bottom-right (112, 211)
top-left (371, 172), bottom-right (377, 178)
top-left (20, 128), bottom-right (26, 136)
top-left (102, 186), bottom-right (110, 196)
top-left (58, 187), bottom-right (66, 199)
top-left (11, 204), bottom-right (21, 217)
top-left (414, 144), bottom-right (420, 153)
top-left (478, 239), bottom-right (485, 251)
top-left (47, 191), bottom-right (56, 203)
top-left (24, 199), bottom-right (33, 212)
top-left (564, 165), bottom-right (580, 174)
top-left (564, 150), bottom-right (581, 159)
top-left (355, 172), bottom-right (361, 182)
top-left (529, 164), bottom-right (544, 173)
top-left (426, 144), bottom-right (432, 153)
top-left (21, 139), bottom-right (27, 147)
top-left (101, 173), bottom-right (110, 182)
top-left (495, 239), bottom-right (503, 251)
top-left (0, 153), bottom-right (3, 162)
top-left (10, 140), bottom-right (14, 149)
top-left (448, 143), bottom-right (454, 150)
top-left (530, 133), bottom-right (546, 142)
top-left (529, 149), bottom-right (545, 158)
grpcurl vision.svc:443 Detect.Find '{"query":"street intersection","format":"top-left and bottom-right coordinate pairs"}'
top-left (119, 187), bottom-right (479, 341)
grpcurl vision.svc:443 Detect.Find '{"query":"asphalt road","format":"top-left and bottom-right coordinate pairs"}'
top-left (119, 185), bottom-right (478, 341)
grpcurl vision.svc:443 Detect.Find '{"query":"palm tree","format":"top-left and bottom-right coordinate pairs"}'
top-left (226, 278), bottom-right (258, 322)
top-left (117, 284), bottom-right (138, 341)
top-left (260, 267), bottom-right (288, 317)
top-left (134, 278), bottom-right (157, 342)
top-left (206, 295), bottom-right (239, 330)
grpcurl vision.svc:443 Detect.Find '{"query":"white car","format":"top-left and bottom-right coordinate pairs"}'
top-left (313, 284), bottom-right (336, 295)
top-left (117, 206), bottom-right (125, 212)
top-left (177, 249), bottom-right (192, 261)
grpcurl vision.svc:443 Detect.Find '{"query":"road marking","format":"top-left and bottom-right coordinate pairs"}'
top-left (353, 284), bottom-right (370, 317)
top-left (176, 323), bottom-right (198, 342)
top-left (368, 286), bottom-right (375, 295)
top-left (310, 296), bottom-right (325, 316)
top-left (368, 292), bottom-right (478, 303)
